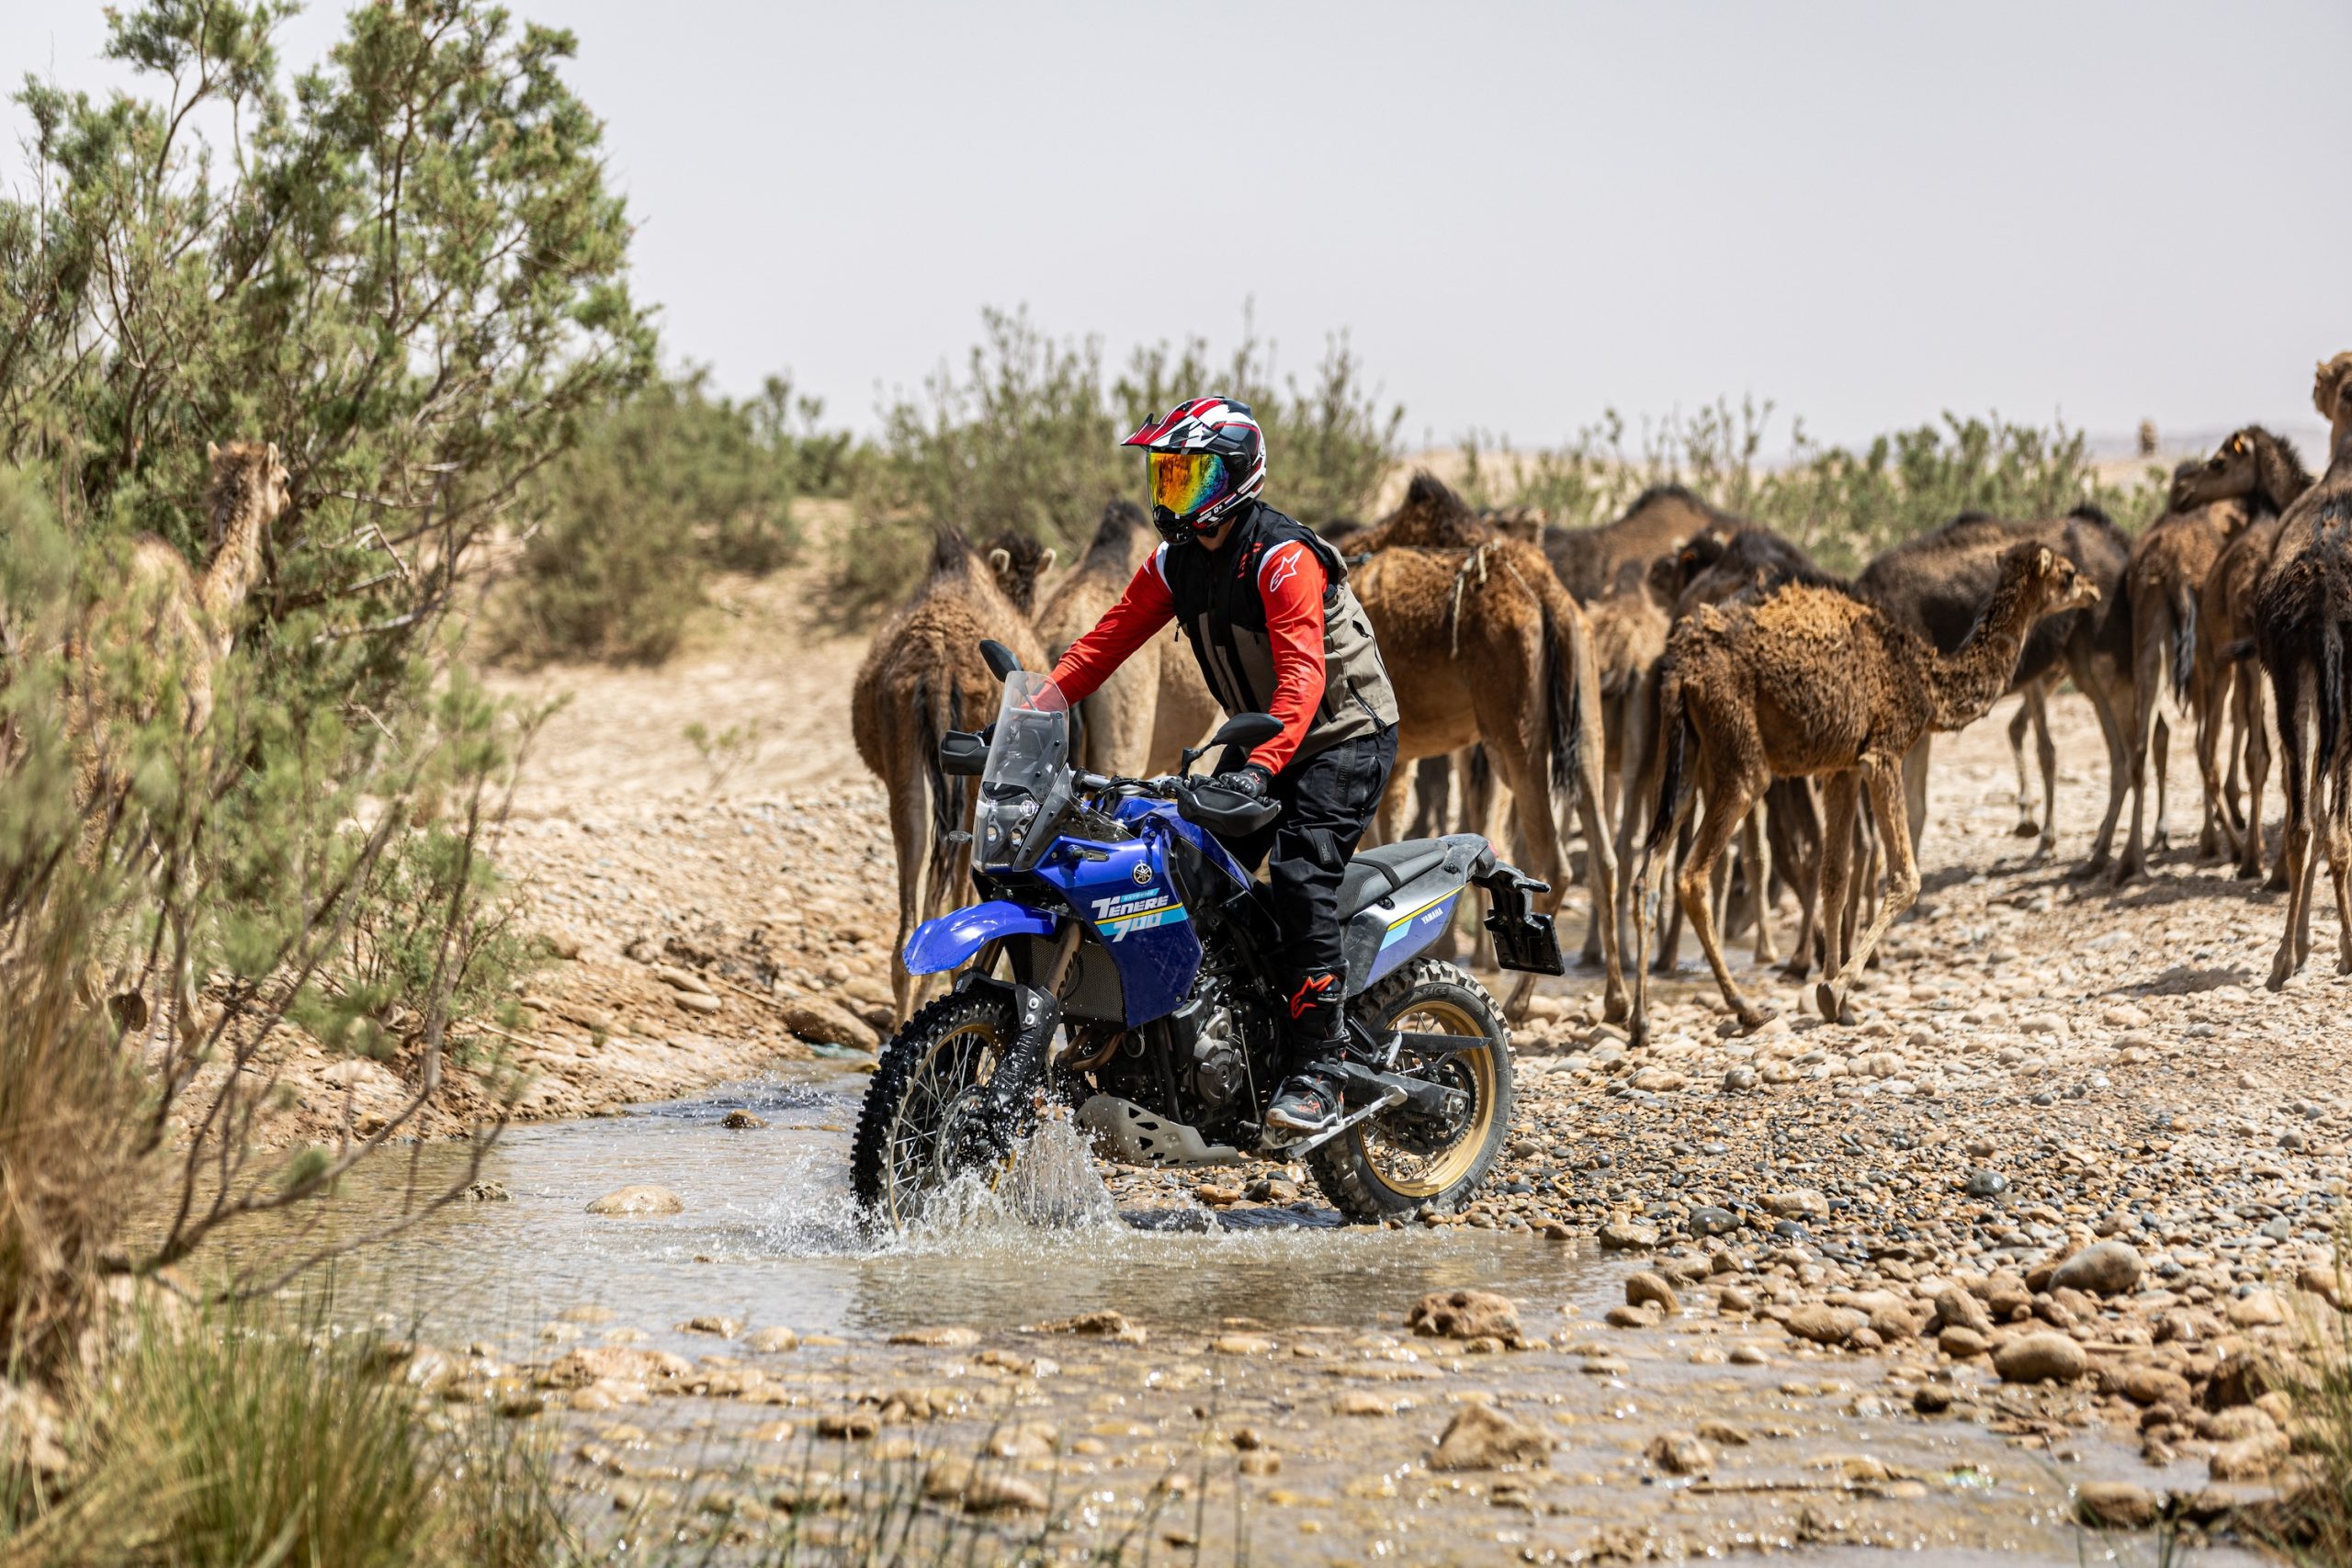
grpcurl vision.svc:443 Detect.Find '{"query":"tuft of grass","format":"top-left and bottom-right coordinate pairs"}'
top-left (2267, 1241), bottom-right (2352, 1563)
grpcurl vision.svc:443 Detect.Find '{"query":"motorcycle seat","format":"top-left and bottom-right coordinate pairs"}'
top-left (1340, 840), bottom-right (1451, 918)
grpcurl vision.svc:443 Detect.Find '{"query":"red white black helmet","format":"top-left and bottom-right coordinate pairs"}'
top-left (1125, 396), bottom-right (1266, 542)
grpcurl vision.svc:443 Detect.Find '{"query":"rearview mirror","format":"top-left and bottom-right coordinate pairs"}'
top-left (1211, 713), bottom-right (1283, 752)
top-left (938, 730), bottom-right (989, 776)
top-left (979, 639), bottom-right (1023, 682)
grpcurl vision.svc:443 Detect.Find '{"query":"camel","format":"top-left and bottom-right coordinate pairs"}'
top-left (979, 534), bottom-right (1056, 616)
top-left (1350, 478), bottom-right (1624, 1022)
top-left (2112, 468), bottom-right (2259, 877)
top-left (1577, 561), bottom-right (1672, 965)
top-left (2249, 354), bottom-right (2352, 988)
top-left (1033, 502), bottom-right (1217, 777)
top-left (1630, 542), bottom-right (2097, 1043)
top-left (852, 529), bottom-right (1048, 1022)
top-left (60, 440), bottom-right (291, 1036)
top-left (1545, 484), bottom-right (1740, 603)
top-left (1855, 508), bottom-right (2130, 867)
top-left (2174, 426), bottom-right (2319, 882)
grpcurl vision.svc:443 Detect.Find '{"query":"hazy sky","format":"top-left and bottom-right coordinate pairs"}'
top-left (9, 2), bottom-right (2349, 453)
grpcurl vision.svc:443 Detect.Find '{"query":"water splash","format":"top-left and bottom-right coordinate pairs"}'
top-left (892, 1116), bottom-right (1120, 1246)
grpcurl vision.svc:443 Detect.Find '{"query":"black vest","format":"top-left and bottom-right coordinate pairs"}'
top-left (1160, 503), bottom-right (1400, 768)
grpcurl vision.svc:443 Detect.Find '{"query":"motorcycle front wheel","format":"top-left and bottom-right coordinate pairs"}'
top-left (1307, 958), bottom-right (1515, 1222)
top-left (850, 987), bottom-right (1032, 1229)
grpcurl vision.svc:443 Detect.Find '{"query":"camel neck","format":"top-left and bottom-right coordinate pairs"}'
top-left (197, 479), bottom-right (269, 624)
top-left (1924, 573), bottom-right (2039, 730)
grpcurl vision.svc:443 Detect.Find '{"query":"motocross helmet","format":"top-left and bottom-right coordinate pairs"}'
top-left (1125, 396), bottom-right (1266, 543)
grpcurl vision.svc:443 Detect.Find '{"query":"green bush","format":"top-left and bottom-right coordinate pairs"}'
top-left (1469, 399), bottom-right (2168, 571)
top-left (836, 308), bottom-right (1402, 612)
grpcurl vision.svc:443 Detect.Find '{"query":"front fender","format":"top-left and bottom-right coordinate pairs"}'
top-left (902, 899), bottom-right (1057, 976)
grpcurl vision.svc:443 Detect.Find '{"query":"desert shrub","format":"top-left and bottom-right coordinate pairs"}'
top-left (2269, 1246), bottom-right (2352, 1562)
top-left (837, 309), bottom-right (1401, 612)
top-left (4, 1295), bottom-right (566, 1565)
top-left (498, 369), bottom-right (809, 663)
top-left (1476, 399), bottom-right (2168, 572)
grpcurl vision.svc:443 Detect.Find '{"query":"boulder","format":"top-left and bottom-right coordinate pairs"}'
top-left (1408, 1289), bottom-right (1523, 1345)
top-left (1938, 1325), bottom-right (1990, 1359)
top-left (1645, 1430), bottom-right (1713, 1475)
top-left (775, 995), bottom-right (880, 1052)
top-left (2209, 1431), bottom-right (2290, 1481)
top-left (743, 1326), bottom-right (800, 1353)
top-left (2075, 1482), bottom-right (2162, 1529)
top-left (888, 1325), bottom-right (980, 1348)
top-left (1624, 1272), bottom-right (1680, 1314)
top-left (538, 1346), bottom-right (692, 1389)
top-left (1763, 1190), bottom-right (1828, 1220)
top-left (1993, 1332), bottom-right (2087, 1384)
top-left (1785, 1304), bottom-right (1864, 1346)
top-left (1932, 1286), bottom-right (1994, 1336)
top-left (1429, 1403), bottom-right (1552, 1472)
top-left (1597, 1220), bottom-right (1659, 1252)
top-left (2051, 1239), bottom-right (2143, 1298)
top-left (586, 1185), bottom-right (683, 1217)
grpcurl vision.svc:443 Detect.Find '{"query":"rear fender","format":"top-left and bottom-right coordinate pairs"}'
top-left (902, 900), bottom-right (1057, 976)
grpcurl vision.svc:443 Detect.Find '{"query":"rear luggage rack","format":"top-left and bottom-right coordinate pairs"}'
top-left (1477, 864), bottom-right (1565, 976)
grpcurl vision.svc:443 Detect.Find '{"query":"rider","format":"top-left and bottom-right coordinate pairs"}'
top-left (1046, 397), bottom-right (1401, 1142)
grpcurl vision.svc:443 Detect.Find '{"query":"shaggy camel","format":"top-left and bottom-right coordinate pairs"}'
top-left (1033, 502), bottom-right (1217, 777)
top-left (2115, 471), bottom-right (2256, 877)
top-left (1350, 479), bottom-right (1624, 1021)
top-left (62, 441), bottom-right (291, 1034)
top-left (852, 531), bottom-right (1048, 1021)
top-left (1545, 484), bottom-right (1739, 603)
top-left (1631, 543), bottom-right (2097, 1043)
top-left (2175, 426), bottom-right (2319, 882)
top-left (2250, 355), bottom-right (2352, 988)
top-left (1856, 508), bottom-right (2130, 866)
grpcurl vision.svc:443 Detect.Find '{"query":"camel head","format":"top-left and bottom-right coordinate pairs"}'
top-left (1999, 542), bottom-right (2096, 617)
top-left (984, 533), bottom-right (1056, 616)
top-left (205, 439), bottom-right (290, 549)
top-left (2172, 425), bottom-right (2310, 516)
top-left (2315, 353), bottom-right (2352, 456)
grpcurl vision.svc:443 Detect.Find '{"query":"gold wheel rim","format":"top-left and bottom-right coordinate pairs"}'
top-left (1354, 997), bottom-right (1497, 1198)
top-left (880, 1015), bottom-right (1006, 1225)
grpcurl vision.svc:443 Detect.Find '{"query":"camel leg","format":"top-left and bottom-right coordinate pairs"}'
top-left (1819, 757), bottom-right (1916, 1024)
top-left (2006, 691), bottom-right (2040, 839)
top-left (2268, 669), bottom-right (2312, 989)
top-left (2152, 712), bottom-right (2174, 854)
top-left (2195, 668), bottom-right (2233, 861)
top-left (1900, 735), bottom-right (1930, 865)
top-left (1656, 813), bottom-right (1692, 974)
top-left (1496, 755), bottom-right (1568, 1021)
top-left (2117, 622), bottom-right (2164, 883)
top-left (2239, 663), bottom-right (2272, 882)
top-left (1374, 768), bottom-right (1414, 849)
top-left (1608, 667), bottom-right (1654, 973)
top-left (1570, 692), bottom-right (1628, 1022)
top-left (1814, 774), bottom-right (1860, 1002)
top-left (1675, 772), bottom-right (1771, 1033)
top-left (2329, 750), bottom-right (2352, 976)
top-left (2029, 686), bottom-right (2058, 858)
top-left (1741, 805), bottom-right (1778, 965)
top-left (1628, 785), bottom-right (1695, 1048)
top-left (885, 769), bottom-right (932, 1024)
top-left (2078, 667), bottom-right (2132, 874)
top-left (1771, 781), bottom-right (1824, 982)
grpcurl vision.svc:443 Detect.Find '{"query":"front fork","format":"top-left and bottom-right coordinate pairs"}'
top-left (972, 922), bottom-right (1080, 1154)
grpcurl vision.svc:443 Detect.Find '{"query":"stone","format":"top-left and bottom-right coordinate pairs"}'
top-left (1429, 1404), bottom-right (1552, 1472)
top-left (1912, 1383), bottom-right (1953, 1415)
top-left (2075, 1482), bottom-right (2162, 1530)
top-left (2051, 1239), bottom-right (2143, 1298)
top-left (1597, 1220), bottom-right (1659, 1252)
top-left (1687, 1206), bottom-right (1741, 1237)
top-left (888, 1325), bottom-right (980, 1348)
top-left (1993, 1332), bottom-right (2087, 1384)
top-left (2227, 1290), bottom-right (2287, 1328)
top-left (586, 1185), bottom-right (683, 1217)
top-left (721, 1110), bottom-right (766, 1130)
top-left (1039, 1310), bottom-right (1147, 1346)
top-left (1407, 1289), bottom-right (1523, 1345)
top-left (1965, 1169), bottom-right (2007, 1199)
top-left (1334, 1391), bottom-right (1394, 1416)
top-left (1764, 1190), bottom-right (1828, 1220)
top-left (673, 990), bottom-right (723, 1015)
top-left (922, 1464), bottom-right (1047, 1513)
top-left (1939, 1325), bottom-right (1991, 1359)
top-left (2119, 1366), bottom-right (2192, 1408)
top-left (1211, 1334), bottom-right (1276, 1356)
top-left (2209, 1432), bottom-right (2290, 1481)
top-left (1624, 1272), bottom-right (1679, 1314)
top-left (1695, 1419), bottom-right (1749, 1446)
top-left (817, 1409), bottom-right (881, 1440)
top-left (462, 1180), bottom-right (511, 1202)
top-left (1645, 1430), bottom-right (1713, 1475)
top-left (1724, 1065), bottom-right (1759, 1091)
top-left (1785, 1305), bottom-right (1864, 1346)
top-left (677, 1315), bottom-right (741, 1337)
top-left (1604, 1304), bottom-right (1661, 1329)
top-left (743, 1326), bottom-right (800, 1353)
top-left (538, 1346), bottom-right (692, 1389)
top-left (775, 995), bottom-right (880, 1052)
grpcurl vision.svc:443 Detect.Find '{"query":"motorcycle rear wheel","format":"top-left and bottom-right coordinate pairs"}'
top-left (850, 987), bottom-right (1030, 1229)
top-left (1307, 958), bottom-right (1514, 1222)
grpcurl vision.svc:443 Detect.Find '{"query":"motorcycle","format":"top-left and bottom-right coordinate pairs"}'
top-left (850, 639), bottom-right (1565, 1227)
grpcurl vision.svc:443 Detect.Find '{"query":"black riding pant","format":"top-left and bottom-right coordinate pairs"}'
top-left (1214, 725), bottom-right (1398, 1062)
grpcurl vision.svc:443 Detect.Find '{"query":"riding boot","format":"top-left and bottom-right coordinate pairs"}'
top-left (1265, 968), bottom-right (1364, 1142)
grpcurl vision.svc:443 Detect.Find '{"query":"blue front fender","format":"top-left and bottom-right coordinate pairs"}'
top-left (903, 899), bottom-right (1057, 976)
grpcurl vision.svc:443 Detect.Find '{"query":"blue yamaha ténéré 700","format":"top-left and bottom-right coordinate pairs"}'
top-left (850, 641), bottom-right (1565, 1227)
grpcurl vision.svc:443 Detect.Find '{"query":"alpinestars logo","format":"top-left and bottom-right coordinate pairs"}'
top-left (1264, 545), bottom-right (1301, 593)
top-left (1286, 973), bottom-right (1336, 1018)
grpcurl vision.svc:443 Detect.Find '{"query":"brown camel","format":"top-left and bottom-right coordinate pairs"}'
top-left (1545, 484), bottom-right (1739, 603)
top-left (2249, 355), bottom-right (2352, 988)
top-left (1630, 543), bottom-right (2097, 1042)
top-left (2115, 467), bottom-right (2258, 876)
top-left (1578, 561), bottom-right (1671, 964)
top-left (61, 441), bottom-right (291, 1035)
top-left (1033, 502), bottom-right (1217, 777)
top-left (1856, 508), bottom-right (2131, 868)
top-left (2175, 426), bottom-right (2319, 882)
top-left (852, 530), bottom-right (1048, 1021)
top-left (1351, 479), bottom-right (1624, 1021)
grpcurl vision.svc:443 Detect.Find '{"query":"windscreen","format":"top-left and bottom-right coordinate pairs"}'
top-left (976, 672), bottom-right (1069, 870)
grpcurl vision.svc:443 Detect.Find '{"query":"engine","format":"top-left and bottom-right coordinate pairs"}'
top-left (1189, 1003), bottom-right (1249, 1110)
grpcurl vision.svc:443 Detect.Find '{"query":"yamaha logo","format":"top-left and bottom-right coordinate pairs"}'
top-left (1131, 863), bottom-right (1153, 886)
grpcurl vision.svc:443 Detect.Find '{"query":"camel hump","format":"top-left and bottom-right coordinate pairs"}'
top-left (1751, 583), bottom-right (1874, 640)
